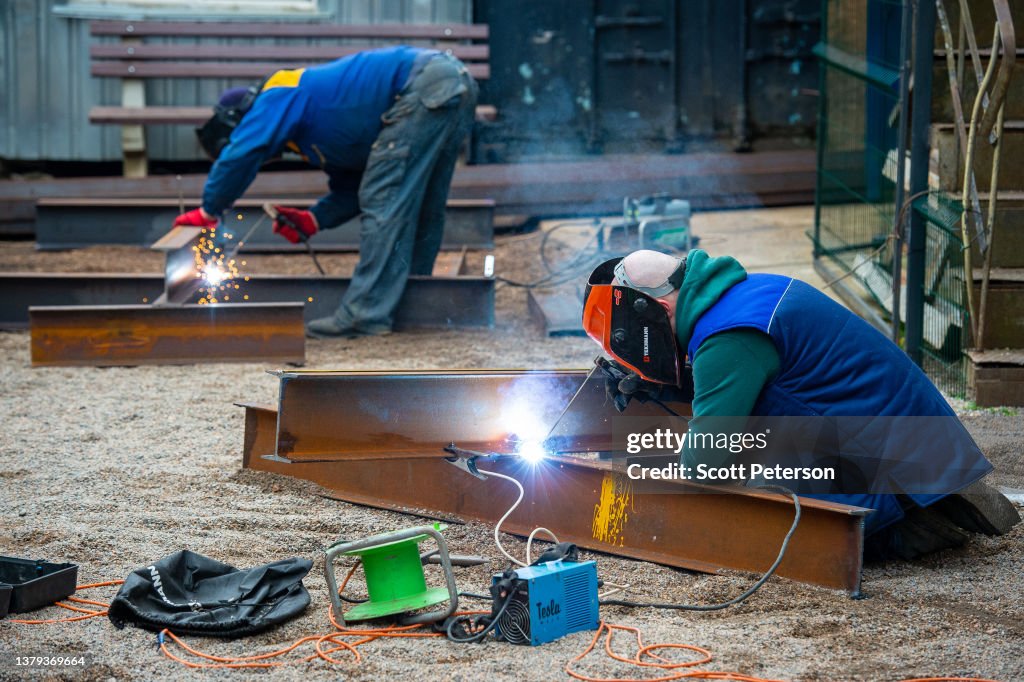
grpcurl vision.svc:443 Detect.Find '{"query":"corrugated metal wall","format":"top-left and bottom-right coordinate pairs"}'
top-left (0, 0), bottom-right (473, 162)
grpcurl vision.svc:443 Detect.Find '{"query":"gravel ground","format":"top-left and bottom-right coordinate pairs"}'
top-left (1, 207), bottom-right (1022, 681)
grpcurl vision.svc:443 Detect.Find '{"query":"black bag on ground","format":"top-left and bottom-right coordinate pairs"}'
top-left (107, 550), bottom-right (312, 637)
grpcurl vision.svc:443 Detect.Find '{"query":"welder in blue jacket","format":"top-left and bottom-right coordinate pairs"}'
top-left (173, 46), bottom-right (478, 338)
top-left (583, 249), bottom-right (1019, 560)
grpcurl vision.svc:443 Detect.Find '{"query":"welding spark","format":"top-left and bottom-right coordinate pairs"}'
top-left (516, 439), bottom-right (547, 463)
top-left (203, 264), bottom-right (227, 285)
top-left (191, 226), bottom-right (244, 304)
top-left (503, 402), bottom-right (550, 463)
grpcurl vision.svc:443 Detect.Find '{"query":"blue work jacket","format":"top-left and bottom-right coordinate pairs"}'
top-left (687, 274), bottom-right (992, 534)
top-left (202, 46), bottom-right (431, 223)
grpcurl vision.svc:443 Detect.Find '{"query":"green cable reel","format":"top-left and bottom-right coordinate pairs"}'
top-left (324, 523), bottom-right (459, 626)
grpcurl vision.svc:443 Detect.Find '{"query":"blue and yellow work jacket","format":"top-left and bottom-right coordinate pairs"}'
top-left (202, 46), bottom-right (432, 227)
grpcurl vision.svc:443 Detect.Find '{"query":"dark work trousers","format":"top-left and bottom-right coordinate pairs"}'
top-left (331, 54), bottom-right (478, 333)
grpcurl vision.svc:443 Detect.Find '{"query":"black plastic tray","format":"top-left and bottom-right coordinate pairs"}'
top-left (0, 556), bottom-right (78, 613)
top-left (0, 583), bottom-right (11, 619)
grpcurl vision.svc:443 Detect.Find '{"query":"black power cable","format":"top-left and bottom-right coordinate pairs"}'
top-left (599, 485), bottom-right (800, 611)
top-left (445, 588), bottom-right (518, 644)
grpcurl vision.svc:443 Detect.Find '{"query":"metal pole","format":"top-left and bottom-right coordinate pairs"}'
top-left (812, 0), bottom-right (829, 259)
top-left (905, 0), bottom-right (937, 365)
top-left (890, 0), bottom-right (914, 344)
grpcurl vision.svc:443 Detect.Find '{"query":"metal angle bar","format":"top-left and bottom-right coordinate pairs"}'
top-left (30, 303), bottom-right (305, 367)
top-left (0, 273), bottom-right (494, 330)
top-left (34, 199), bottom-right (494, 251)
top-left (240, 402), bottom-right (866, 594)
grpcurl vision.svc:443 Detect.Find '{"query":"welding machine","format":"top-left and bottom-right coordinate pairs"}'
top-left (492, 560), bottom-right (599, 646)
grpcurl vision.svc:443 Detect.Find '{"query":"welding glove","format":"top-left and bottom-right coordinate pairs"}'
top-left (598, 356), bottom-right (694, 412)
top-left (271, 206), bottom-right (318, 244)
top-left (173, 207), bottom-right (219, 229)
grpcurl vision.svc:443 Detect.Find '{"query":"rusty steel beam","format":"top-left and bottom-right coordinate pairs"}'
top-left (30, 303), bottom-right (305, 367)
top-left (269, 369), bottom-right (684, 461)
top-left (241, 400), bottom-right (866, 594)
top-left (0, 273), bottom-right (494, 330)
top-left (34, 198), bottom-right (495, 251)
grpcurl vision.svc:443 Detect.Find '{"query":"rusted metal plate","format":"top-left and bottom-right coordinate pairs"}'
top-left (30, 303), bottom-right (305, 367)
top-left (241, 402), bottom-right (866, 593)
top-left (270, 369), bottom-right (681, 461)
top-left (0, 273), bottom-right (494, 330)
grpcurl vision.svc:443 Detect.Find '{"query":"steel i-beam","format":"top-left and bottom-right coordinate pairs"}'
top-left (4, 273), bottom-right (493, 330)
top-left (240, 370), bottom-right (867, 594)
top-left (31, 303), bottom-right (305, 367)
top-left (34, 198), bottom-right (495, 251)
top-left (28, 226), bottom-right (310, 366)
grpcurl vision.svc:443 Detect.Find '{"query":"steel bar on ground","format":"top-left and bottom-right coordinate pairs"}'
top-left (34, 198), bottom-right (495, 251)
top-left (0, 273), bottom-right (494, 329)
top-left (240, 392), bottom-right (866, 593)
top-left (30, 303), bottom-right (305, 367)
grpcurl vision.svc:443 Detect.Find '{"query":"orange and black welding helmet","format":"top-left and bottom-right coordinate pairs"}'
top-left (582, 257), bottom-right (684, 386)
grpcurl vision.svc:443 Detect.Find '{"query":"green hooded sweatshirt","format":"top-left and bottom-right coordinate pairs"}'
top-left (673, 250), bottom-right (781, 469)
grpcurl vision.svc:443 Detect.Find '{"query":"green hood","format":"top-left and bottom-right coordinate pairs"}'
top-left (674, 249), bottom-right (747, 352)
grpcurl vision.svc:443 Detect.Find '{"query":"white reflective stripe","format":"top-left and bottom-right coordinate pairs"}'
top-left (766, 278), bottom-right (795, 333)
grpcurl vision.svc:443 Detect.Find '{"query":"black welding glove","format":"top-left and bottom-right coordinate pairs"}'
top-left (597, 356), bottom-right (694, 413)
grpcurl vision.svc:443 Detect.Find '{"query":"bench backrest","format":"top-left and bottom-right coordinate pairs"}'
top-left (89, 20), bottom-right (490, 81)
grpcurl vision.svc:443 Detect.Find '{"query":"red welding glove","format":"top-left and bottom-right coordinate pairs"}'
top-left (173, 207), bottom-right (219, 229)
top-left (272, 206), bottom-right (318, 244)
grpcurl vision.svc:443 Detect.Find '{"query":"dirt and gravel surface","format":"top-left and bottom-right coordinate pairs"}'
top-left (1, 207), bottom-right (1021, 681)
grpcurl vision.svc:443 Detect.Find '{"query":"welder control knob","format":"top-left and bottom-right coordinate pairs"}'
top-left (613, 329), bottom-right (627, 344)
top-left (633, 298), bottom-right (648, 313)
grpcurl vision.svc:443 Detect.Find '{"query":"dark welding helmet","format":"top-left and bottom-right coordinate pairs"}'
top-left (195, 84), bottom-right (260, 160)
top-left (582, 257), bottom-right (685, 385)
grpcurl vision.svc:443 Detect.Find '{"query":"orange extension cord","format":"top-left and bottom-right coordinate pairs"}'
top-left (7, 576), bottom-right (1004, 681)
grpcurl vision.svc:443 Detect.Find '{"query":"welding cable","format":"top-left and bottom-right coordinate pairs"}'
top-left (496, 220), bottom-right (613, 289)
top-left (475, 467), bottom-right (561, 568)
top-left (598, 486), bottom-right (800, 611)
top-left (525, 526), bottom-right (561, 565)
top-left (444, 587), bottom-right (518, 644)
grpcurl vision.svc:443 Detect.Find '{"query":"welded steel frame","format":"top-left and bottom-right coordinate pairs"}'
top-left (240, 370), bottom-right (868, 594)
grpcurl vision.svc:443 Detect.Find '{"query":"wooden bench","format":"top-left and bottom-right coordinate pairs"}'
top-left (88, 20), bottom-right (492, 177)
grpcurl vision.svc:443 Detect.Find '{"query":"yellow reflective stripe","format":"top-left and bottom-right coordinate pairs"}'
top-left (261, 68), bottom-right (305, 91)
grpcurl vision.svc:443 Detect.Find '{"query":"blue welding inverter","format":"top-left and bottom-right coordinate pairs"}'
top-left (492, 560), bottom-right (599, 645)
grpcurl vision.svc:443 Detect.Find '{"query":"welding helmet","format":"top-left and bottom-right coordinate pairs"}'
top-left (582, 257), bottom-right (684, 385)
top-left (195, 84), bottom-right (260, 160)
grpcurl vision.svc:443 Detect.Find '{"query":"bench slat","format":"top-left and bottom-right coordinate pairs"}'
top-left (92, 61), bottom-right (490, 80)
top-left (89, 104), bottom-right (498, 125)
top-left (90, 43), bottom-right (489, 62)
top-left (90, 20), bottom-right (489, 41)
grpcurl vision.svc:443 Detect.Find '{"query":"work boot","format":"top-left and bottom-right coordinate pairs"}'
top-left (935, 479), bottom-right (1021, 536)
top-left (885, 506), bottom-right (970, 561)
top-left (305, 315), bottom-right (391, 339)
